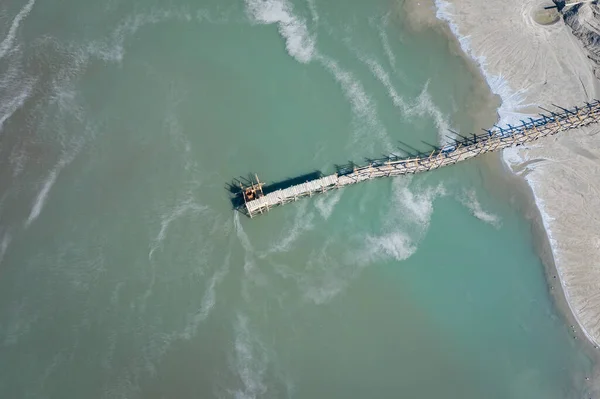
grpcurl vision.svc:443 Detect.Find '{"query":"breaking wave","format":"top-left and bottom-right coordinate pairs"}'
top-left (362, 231), bottom-right (416, 263)
top-left (434, 0), bottom-right (529, 124)
top-left (355, 178), bottom-right (446, 264)
top-left (245, 0), bottom-right (316, 63)
top-left (391, 178), bottom-right (446, 228)
top-left (284, 179), bottom-right (448, 305)
top-left (244, 0), bottom-right (392, 149)
top-left (244, 1), bottom-right (393, 151)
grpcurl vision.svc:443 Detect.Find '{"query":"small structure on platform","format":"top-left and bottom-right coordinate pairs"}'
top-left (231, 100), bottom-right (600, 218)
top-left (240, 175), bottom-right (265, 217)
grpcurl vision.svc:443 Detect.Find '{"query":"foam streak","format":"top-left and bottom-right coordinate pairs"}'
top-left (245, 0), bottom-right (316, 63)
top-left (149, 199), bottom-right (207, 260)
top-left (318, 54), bottom-right (390, 148)
top-left (231, 314), bottom-right (268, 399)
top-left (181, 255), bottom-right (230, 339)
top-left (459, 189), bottom-right (501, 227)
top-left (378, 15), bottom-right (396, 70)
top-left (0, 232), bottom-right (11, 266)
top-left (0, 0), bottom-right (36, 59)
top-left (0, 82), bottom-right (34, 132)
top-left (434, 0), bottom-right (530, 124)
top-left (25, 168), bottom-right (59, 227)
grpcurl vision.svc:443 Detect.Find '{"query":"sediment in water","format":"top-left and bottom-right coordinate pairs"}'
top-left (402, 0), bottom-right (600, 392)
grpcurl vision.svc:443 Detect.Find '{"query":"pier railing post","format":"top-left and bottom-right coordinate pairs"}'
top-left (236, 101), bottom-right (599, 218)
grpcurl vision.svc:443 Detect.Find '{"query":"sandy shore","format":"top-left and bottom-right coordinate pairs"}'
top-left (403, 0), bottom-right (600, 391)
top-left (431, 0), bottom-right (600, 330)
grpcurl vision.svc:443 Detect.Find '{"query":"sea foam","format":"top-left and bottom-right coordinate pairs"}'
top-left (262, 202), bottom-right (314, 255)
top-left (0, 59), bottom-right (37, 134)
top-left (306, 0), bottom-right (319, 25)
top-left (245, 0), bottom-right (392, 151)
top-left (308, 182), bottom-right (440, 302)
top-left (0, 83), bottom-right (34, 132)
top-left (362, 56), bottom-right (453, 144)
top-left (149, 199), bottom-right (207, 260)
top-left (314, 189), bottom-right (343, 220)
top-left (0, 0), bottom-right (36, 59)
top-left (245, 0), bottom-right (316, 63)
top-left (363, 231), bottom-right (416, 262)
top-left (459, 189), bottom-right (501, 227)
top-left (363, 57), bottom-right (409, 113)
top-left (82, 7), bottom-right (199, 63)
top-left (434, 0), bottom-right (529, 126)
top-left (230, 314), bottom-right (268, 399)
top-left (180, 254), bottom-right (230, 340)
top-left (415, 83), bottom-right (453, 145)
top-left (0, 232), bottom-right (11, 266)
top-left (299, 240), bottom-right (354, 304)
top-left (317, 54), bottom-right (391, 150)
top-left (234, 212), bottom-right (268, 293)
top-left (25, 166), bottom-right (60, 227)
top-left (377, 15), bottom-right (397, 71)
top-left (355, 179), bottom-right (446, 265)
top-left (393, 179), bottom-right (446, 228)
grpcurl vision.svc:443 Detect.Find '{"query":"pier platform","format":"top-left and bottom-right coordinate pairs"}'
top-left (233, 101), bottom-right (600, 218)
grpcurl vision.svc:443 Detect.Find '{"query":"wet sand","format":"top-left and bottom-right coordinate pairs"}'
top-left (398, 0), bottom-right (501, 130)
top-left (402, 0), bottom-right (600, 392)
top-left (479, 151), bottom-right (600, 395)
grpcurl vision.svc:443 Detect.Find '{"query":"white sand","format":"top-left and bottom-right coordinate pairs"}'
top-left (428, 0), bottom-right (600, 346)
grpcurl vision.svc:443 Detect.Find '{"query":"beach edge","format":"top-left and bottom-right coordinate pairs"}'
top-left (415, 0), bottom-right (600, 352)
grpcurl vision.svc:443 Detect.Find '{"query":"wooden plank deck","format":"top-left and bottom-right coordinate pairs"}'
top-left (239, 101), bottom-right (600, 217)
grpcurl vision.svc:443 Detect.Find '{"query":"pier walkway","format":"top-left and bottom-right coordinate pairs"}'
top-left (235, 101), bottom-right (600, 218)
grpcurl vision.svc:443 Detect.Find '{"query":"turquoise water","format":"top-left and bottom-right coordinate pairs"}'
top-left (0, 0), bottom-right (595, 398)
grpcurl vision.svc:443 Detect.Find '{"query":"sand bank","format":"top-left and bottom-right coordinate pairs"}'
top-left (412, 0), bottom-right (600, 351)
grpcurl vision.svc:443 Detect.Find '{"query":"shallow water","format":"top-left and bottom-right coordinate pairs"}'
top-left (0, 0), bottom-right (595, 398)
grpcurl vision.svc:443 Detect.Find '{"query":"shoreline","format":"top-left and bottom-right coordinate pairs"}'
top-left (483, 151), bottom-right (599, 348)
top-left (480, 151), bottom-right (600, 394)
top-left (401, 0), bottom-right (600, 390)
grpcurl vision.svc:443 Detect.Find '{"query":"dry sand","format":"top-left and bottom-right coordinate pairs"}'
top-left (397, 0), bottom-right (600, 393)
top-left (418, 0), bottom-right (600, 349)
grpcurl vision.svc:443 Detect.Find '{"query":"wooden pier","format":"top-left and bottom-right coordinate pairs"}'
top-left (234, 101), bottom-right (600, 218)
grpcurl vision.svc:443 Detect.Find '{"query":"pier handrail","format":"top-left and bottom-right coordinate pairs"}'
top-left (233, 101), bottom-right (600, 218)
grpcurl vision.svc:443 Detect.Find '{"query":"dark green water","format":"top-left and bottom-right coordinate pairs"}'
top-left (0, 0), bottom-right (595, 398)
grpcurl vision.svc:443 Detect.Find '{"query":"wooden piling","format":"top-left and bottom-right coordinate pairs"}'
top-left (238, 101), bottom-right (600, 217)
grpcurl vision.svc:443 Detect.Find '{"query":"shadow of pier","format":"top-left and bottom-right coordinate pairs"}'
top-left (227, 100), bottom-right (600, 215)
top-left (227, 171), bottom-right (323, 210)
